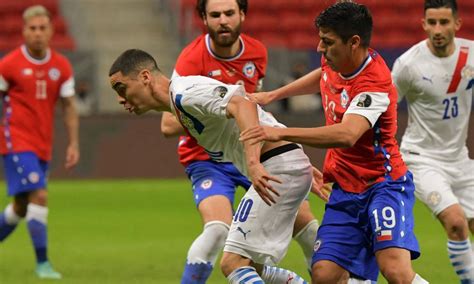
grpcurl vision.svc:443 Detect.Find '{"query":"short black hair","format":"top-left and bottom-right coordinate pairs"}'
top-left (316, 1), bottom-right (373, 48)
top-left (424, 0), bottom-right (457, 15)
top-left (109, 49), bottom-right (161, 77)
top-left (196, 0), bottom-right (247, 18)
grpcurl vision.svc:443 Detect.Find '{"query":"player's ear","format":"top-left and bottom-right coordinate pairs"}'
top-left (240, 10), bottom-right (245, 22)
top-left (454, 16), bottom-right (462, 32)
top-left (349, 35), bottom-right (360, 50)
top-left (202, 13), bottom-right (208, 26)
top-left (140, 69), bottom-right (151, 85)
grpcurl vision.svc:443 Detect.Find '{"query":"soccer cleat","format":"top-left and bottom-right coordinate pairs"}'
top-left (36, 261), bottom-right (62, 279)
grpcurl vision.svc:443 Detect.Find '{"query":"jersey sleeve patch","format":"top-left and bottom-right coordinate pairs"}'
top-left (345, 92), bottom-right (390, 127)
top-left (60, 77), bottom-right (75, 97)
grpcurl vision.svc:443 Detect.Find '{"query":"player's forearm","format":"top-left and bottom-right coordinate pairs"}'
top-left (276, 124), bottom-right (358, 148)
top-left (272, 68), bottom-right (322, 101)
top-left (63, 101), bottom-right (79, 148)
top-left (228, 97), bottom-right (261, 166)
top-left (161, 112), bottom-right (185, 137)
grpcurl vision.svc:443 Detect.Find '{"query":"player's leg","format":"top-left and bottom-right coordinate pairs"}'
top-left (293, 200), bottom-right (319, 272)
top-left (0, 154), bottom-right (30, 240)
top-left (311, 184), bottom-right (378, 283)
top-left (370, 171), bottom-right (427, 283)
top-left (222, 149), bottom-right (312, 283)
top-left (180, 161), bottom-right (236, 283)
top-left (0, 193), bottom-right (27, 241)
top-left (409, 155), bottom-right (474, 282)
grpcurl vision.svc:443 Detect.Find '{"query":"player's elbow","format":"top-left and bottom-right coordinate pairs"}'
top-left (160, 126), bottom-right (177, 138)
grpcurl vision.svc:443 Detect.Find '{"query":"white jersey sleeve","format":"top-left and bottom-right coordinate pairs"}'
top-left (344, 92), bottom-right (390, 127)
top-left (393, 38), bottom-right (474, 161)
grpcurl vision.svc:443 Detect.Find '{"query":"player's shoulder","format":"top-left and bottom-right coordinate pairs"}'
top-left (241, 34), bottom-right (267, 56)
top-left (0, 47), bottom-right (23, 65)
top-left (395, 40), bottom-right (427, 67)
top-left (178, 35), bottom-right (206, 61)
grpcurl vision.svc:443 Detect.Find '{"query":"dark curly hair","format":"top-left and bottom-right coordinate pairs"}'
top-left (196, 0), bottom-right (247, 18)
top-left (424, 0), bottom-right (457, 16)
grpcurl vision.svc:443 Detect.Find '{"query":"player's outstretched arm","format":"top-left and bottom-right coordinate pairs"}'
top-left (247, 68), bottom-right (322, 106)
top-left (226, 96), bottom-right (282, 205)
top-left (61, 96), bottom-right (80, 169)
top-left (161, 112), bottom-right (186, 137)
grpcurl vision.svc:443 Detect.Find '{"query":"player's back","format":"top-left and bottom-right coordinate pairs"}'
top-left (169, 75), bottom-right (284, 176)
top-left (393, 38), bottom-right (474, 161)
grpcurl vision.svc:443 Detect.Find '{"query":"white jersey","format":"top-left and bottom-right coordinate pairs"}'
top-left (169, 75), bottom-right (285, 176)
top-left (392, 38), bottom-right (474, 161)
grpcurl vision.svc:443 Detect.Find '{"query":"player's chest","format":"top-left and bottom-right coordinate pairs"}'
top-left (12, 65), bottom-right (62, 96)
top-left (203, 60), bottom-right (259, 91)
top-left (320, 77), bottom-right (355, 123)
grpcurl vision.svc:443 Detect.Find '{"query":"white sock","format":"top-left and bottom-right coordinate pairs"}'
top-left (348, 278), bottom-right (373, 283)
top-left (4, 204), bottom-right (21, 225)
top-left (293, 219), bottom-right (319, 270)
top-left (261, 265), bottom-right (308, 283)
top-left (228, 266), bottom-right (264, 283)
top-left (411, 273), bottom-right (429, 283)
top-left (186, 221), bottom-right (229, 265)
top-left (448, 239), bottom-right (474, 282)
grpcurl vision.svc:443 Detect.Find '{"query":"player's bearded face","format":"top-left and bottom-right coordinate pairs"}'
top-left (207, 19), bottom-right (242, 47)
top-left (423, 7), bottom-right (460, 51)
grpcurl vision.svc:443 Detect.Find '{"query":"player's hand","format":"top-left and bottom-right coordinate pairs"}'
top-left (248, 163), bottom-right (282, 206)
top-left (65, 144), bottom-right (79, 170)
top-left (240, 126), bottom-right (281, 145)
top-left (118, 97), bottom-right (134, 113)
top-left (247, 91), bottom-right (275, 106)
top-left (310, 167), bottom-right (331, 202)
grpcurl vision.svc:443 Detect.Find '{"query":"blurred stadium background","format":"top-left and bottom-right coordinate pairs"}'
top-left (0, 0), bottom-right (473, 283)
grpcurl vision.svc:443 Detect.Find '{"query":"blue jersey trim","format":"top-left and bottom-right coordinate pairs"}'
top-left (175, 94), bottom-right (205, 134)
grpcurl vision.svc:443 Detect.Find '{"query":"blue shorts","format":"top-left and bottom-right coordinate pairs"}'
top-left (312, 171), bottom-right (420, 281)
top-left (185, 160), bottom-right (251, 207)
top-left (2, 152), bottom-right (49, 196)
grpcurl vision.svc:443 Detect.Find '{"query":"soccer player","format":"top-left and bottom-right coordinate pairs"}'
top-left (160, 0), bottom-right (319, 282)
top-left (392, 0), bottom-right (474, 282)
top-left (110, 48), bottom-right (323, 283)
top-left (240, 2), bottom-right (429, 283)
top-left (0, 5), bottom-right (79, 279)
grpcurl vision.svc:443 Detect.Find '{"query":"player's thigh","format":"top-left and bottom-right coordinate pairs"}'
top-left (406, 156), bottom-right (457, 215)
top-left (3, 152), bottom-right (48, 197)
top-left (293, 199), bottom-right (315, 235)
top-left (452, 158), bottom-right (474, 219)
top-left (198, 195), bottom-right (233, 225)
top-left (375, 247), bottom-right (414, 278)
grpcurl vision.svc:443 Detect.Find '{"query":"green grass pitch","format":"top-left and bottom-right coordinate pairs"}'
top-left (0, 179), bottom-right (457, 283)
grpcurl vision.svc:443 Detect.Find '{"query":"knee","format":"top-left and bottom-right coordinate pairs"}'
top-left (379, 264), bottom-right (414, 283)
top-left (29, 189), bottom-right (48, 206)
top-left (444, 216), bottom-right (469, 239)
top-left (311, 262), bottom-right (343, 284)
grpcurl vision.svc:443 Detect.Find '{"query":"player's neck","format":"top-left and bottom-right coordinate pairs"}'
top-left (341, 49), bottom-right (369, 76)
top-left (427, 40), bottom-right (456, 58)
top-left (152, 74), bottom-right (172, 112)
top-left (25, 46), bottom-right (48, 60)
top-left (210, 39), bottom-right (241, 58)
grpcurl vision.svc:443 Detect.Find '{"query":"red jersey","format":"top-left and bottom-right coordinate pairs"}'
top-left (320, 49), bottom-right (407, 193)
top-left (0, 45), bottom-right (75, 161)
top-left (172, 33), bottom-right (267, 166)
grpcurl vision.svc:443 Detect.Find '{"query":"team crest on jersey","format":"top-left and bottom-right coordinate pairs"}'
top-left (461, 65), bottom-right (474, 80)
top-left (340, 89), bottom-right (349, 108)
top-left (212, 86), bottom-right (228, 98)
top-left (200, 179), bottom-right (213, 190)
top-left (356, 94), bottom-right (372, 107)
top-left (48, 68), bottom-right (61, 81)
top-left (28, 172), bottom-right (40, 184)
top-left (243, 62), bottom-right (256, 78)
top-left (179, 113), bottom-right (194, 130)
top-left (22, 68), bottom-right (33, 76)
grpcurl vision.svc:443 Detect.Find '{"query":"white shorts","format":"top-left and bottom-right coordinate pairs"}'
top-left (403, 151), bottom-right (474, 218)
top-left (223, 147), bottom-right (312, 265)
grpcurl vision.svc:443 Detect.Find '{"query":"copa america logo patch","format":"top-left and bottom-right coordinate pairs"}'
top-left (356, 94), bottom-right (372, 107)
top-left (243, 62), bottom-right (256, 78)
top-left (48, 68), bottom-right (61, 81)
top-left (28, 172), bottom-right (40, 184)
top-left (313, 240), bottom-right (322, 252)
top-left (340, 89), bottom-right (349, 108)
top-left (179, 113), bottom-right (194, 130)
top-left (212, 86), bottom-right (228, 98)
top-left (201, 179), bottom-right (213, 190)
top-left (427, 191), bottom-right (442, 206)
top-left (461, 65), bottom-right (474, 80)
